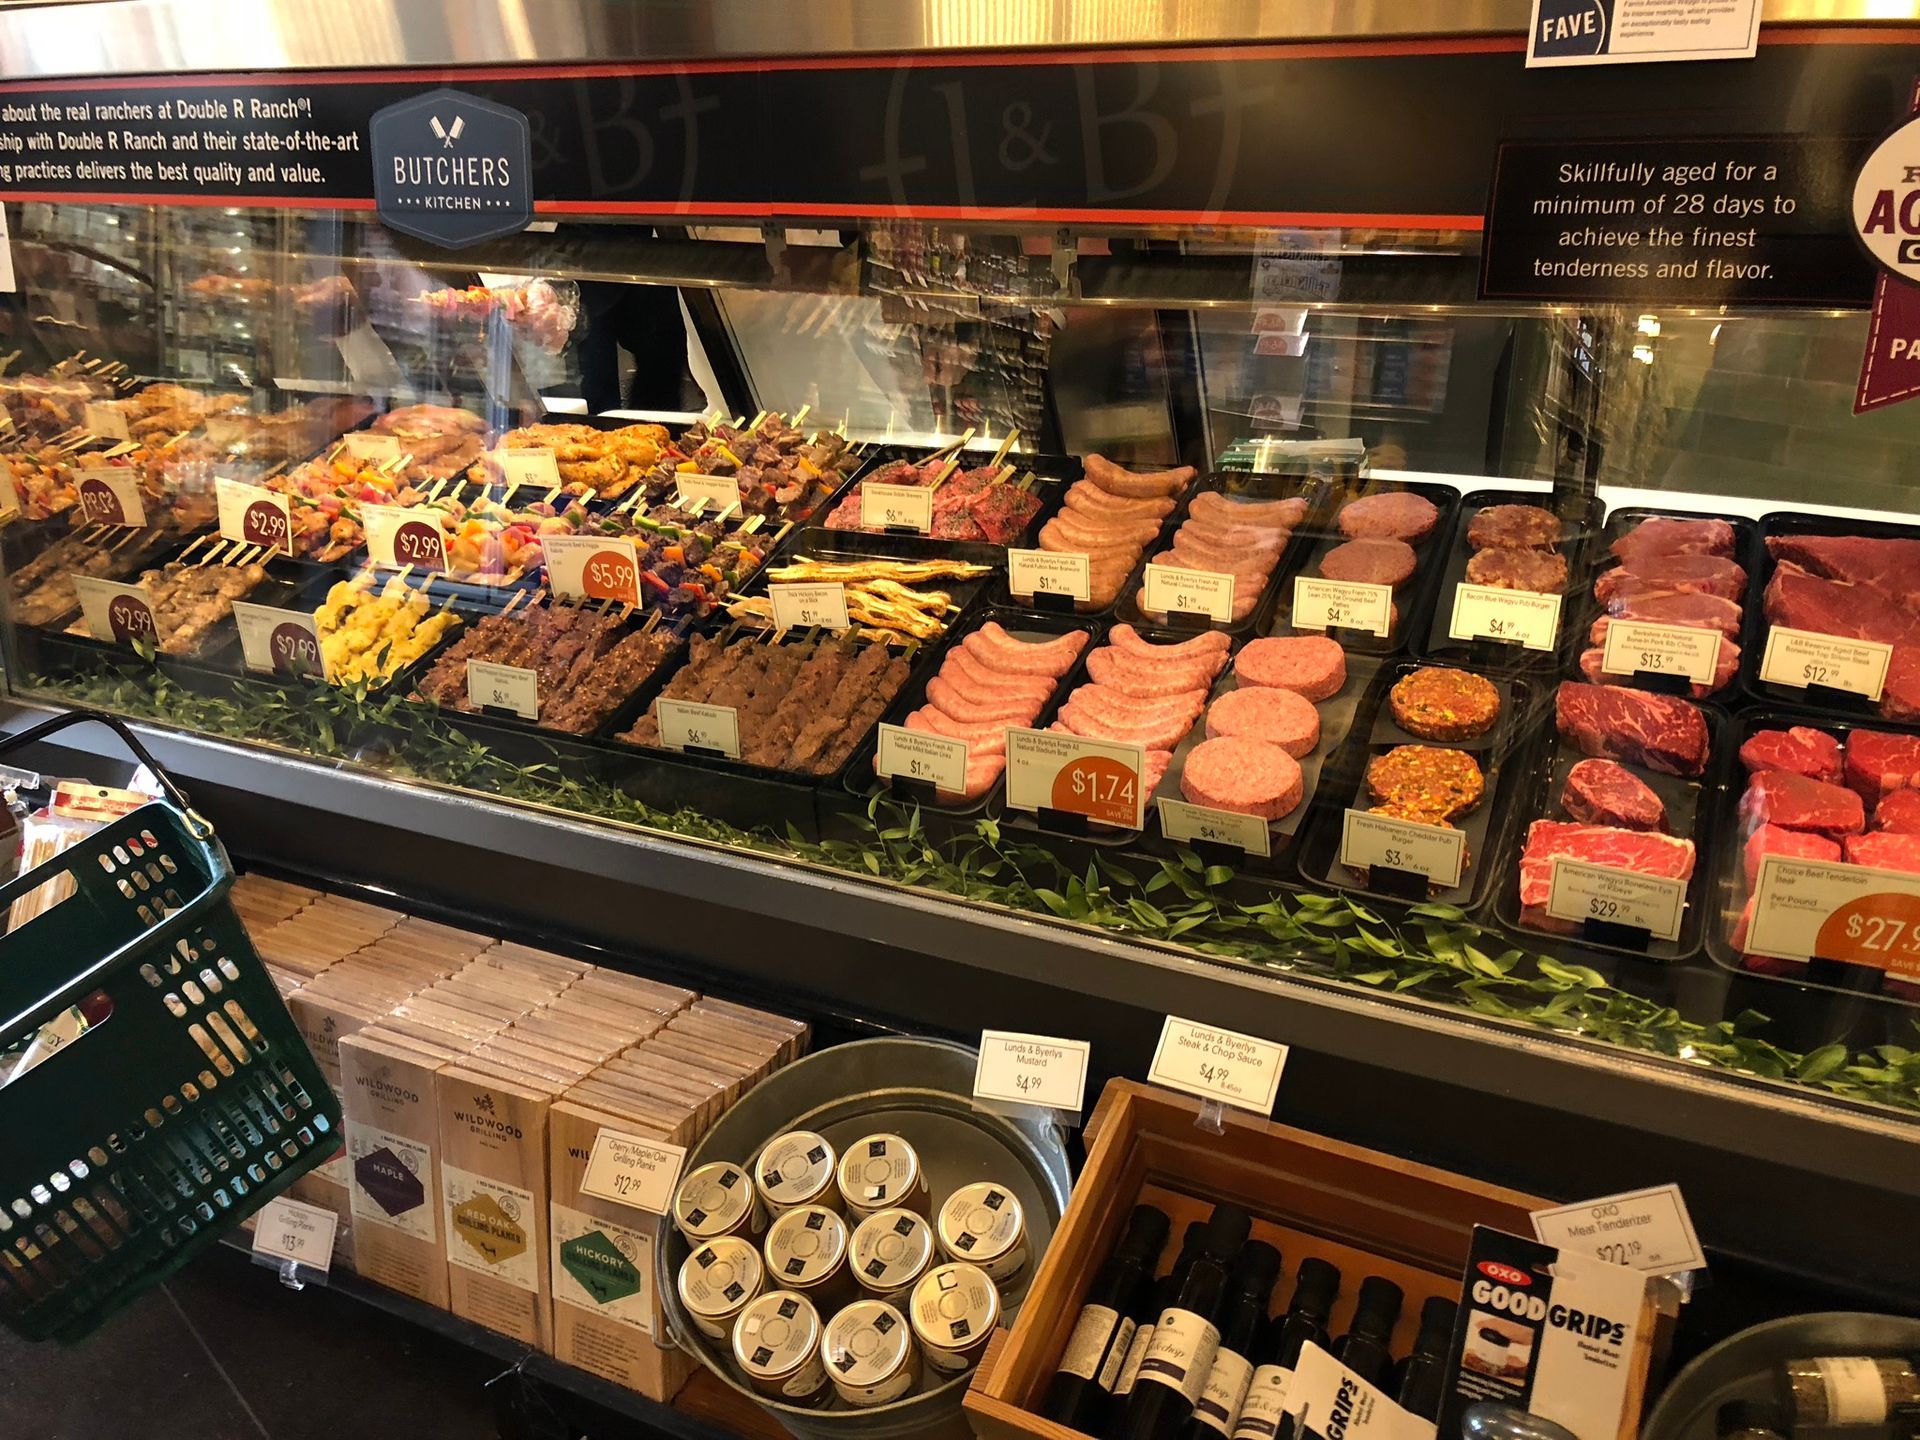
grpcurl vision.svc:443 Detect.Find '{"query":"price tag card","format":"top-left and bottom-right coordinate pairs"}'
top-left (1142, 564), bottom-right (1235, 623)
top-left (674, 472), bottom-right (740, 514)
top-left (1004, 727), bottom-right (1145, 830)
top-left (81, 400), bottom-right (130, 440)
top-left (579, 1128), bottom-right (687, 1215)
top-left (489, 448), bottom-right (562, 489)
top-left (1448, 582), bottom-right (1561, 651)
top-left (468, 660), bottom-right (539, 720)
top-left (1545, 857), bottom-right (1685, 941)
top-left (768, 582), bottom-right (850, 631)
top-left (1339, 809), bottom-right (1466, 888)
top-left (362, 502), bottom-right (448, 571)
top-left (875, 722), bottom-right (968, 793)
top-left (1600, 619), bottom-right (1722, 686)
top-left (251, 1195), bottom-right (339, 1273)
top-left (1158, 797), bottom-right (1272, 858)
top-left (656, 698), bottom-right (741, 758)
top-left (973, 1031), bottom-right (1090, 1114)
top-left (215, 476), bottom-right (292, 553)
top-left (71, 575), bottom-right (157, 646)
top-left (861, 481), bottom-right (934, 533)
top-left (1531, 1184), bottom-right (1705, 1275)
top-left (342, 432), bottom-right (403, 463)
top-left (74, 467), bottom-right (147, 528)
top-left (1147, 1015), bottom-right (1287, 1117)
top-left (1292, 576), bottom-right (1393, 638)
top-left (1745, 855), bottom-right (1920, 978)
top-left (543, 533), bottom-right (641, 605)
top-left (232, 600), bottom-right (326, 679)
top-left (1008, 548), bottom-right (1091, 603)
top-left (1759, 626), bottom-right (1892, 702)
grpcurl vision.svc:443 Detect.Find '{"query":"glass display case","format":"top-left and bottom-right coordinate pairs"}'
top-left (2, 0), bottom-right (1918, 1298)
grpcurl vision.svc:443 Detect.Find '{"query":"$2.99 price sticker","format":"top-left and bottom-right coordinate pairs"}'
top-left (1004, 728), bottom-right (1145, 829)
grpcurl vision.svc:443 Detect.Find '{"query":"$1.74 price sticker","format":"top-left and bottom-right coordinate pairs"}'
top-left (1004, 728), bottom-right (1144, 830)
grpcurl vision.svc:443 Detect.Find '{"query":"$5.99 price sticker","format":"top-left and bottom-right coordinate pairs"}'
top-left (579, 1129), bottom-right (687, 1215)
top-left (362, 503), bottom-right (448, 570)
top-left (542, 533), bottom-right (641, 606)
top-left (875, 722), bottom-right (968, 794)
top-left (1004, 727), bottom-right (1145, 830)
top-left (215, 477), bottom-right (292, 553)
top-left (1448, 582), bottom-right (1561, 651)
top-left (1746, 855), bottom-right (1920, 978)
top-left (1759, 625), bottom-right (1892, 702)
top-left (1147, 1016), bottom-right (1287, 1117)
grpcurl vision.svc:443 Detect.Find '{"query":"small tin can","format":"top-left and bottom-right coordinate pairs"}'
top-left (763, 1203), bottom-right (853, 1311)
top-left (674, 1160), bottom-right (765, 1243)
top-left (822, 1299), bottom-right (922, 1407)
top-left (849, 1207), bottom-right (935, 1302)
top-left (756, 1129), bottom-right (839, 1216)
top-left (935, 1182), bottom-right (1028, 1285)
top-left (732, 1290), bottom-right (830, 1405)
top-left (910, 1261), bottom-right (1001, 1374)
top-left (677, 1235), bottom-right (765, 1341)
top-left (835, 1133), bottom-right (929, 1219)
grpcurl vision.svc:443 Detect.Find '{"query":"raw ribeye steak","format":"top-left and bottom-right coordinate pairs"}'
top-left (1555, 682), bottom-right (1710, 777)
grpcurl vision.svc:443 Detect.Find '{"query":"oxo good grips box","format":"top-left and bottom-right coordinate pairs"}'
top-left (1437, 1228), bottom-right (1668, 1440)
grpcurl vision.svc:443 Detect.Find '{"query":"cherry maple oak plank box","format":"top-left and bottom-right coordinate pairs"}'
top-left (965, 1080), bottom-right (1553, 1440)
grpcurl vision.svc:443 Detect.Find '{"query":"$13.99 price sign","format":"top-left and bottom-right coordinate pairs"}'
top-left (542, 533), bottom-right (641, 606)
top-left (1004, 727), bottom-right (1145, 830)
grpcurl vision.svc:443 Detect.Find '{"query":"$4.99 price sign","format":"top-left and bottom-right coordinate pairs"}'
top-left (1004, 727), bottom-right (1145, 830)
top-left (215, 476), bottom-right (292, 553)
top-left (579, 1128), bottom-right (686, 1214)
top-left (542, 533), bottom-right (641, 606)
top-left (1147, 1016), bottom-right (1287, 1117)
top-left (1745, 855), bottom-right (1920, 979)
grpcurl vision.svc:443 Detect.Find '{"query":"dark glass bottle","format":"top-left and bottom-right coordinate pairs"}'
top-left (1393, 1296), bottom-right (1457, 1420)
top-left (1046, 1204), bottom-right (1173, 1429)
top-left (1333, 1275), bottom-right (1405, 1388)
top-left (1123, 1204), bottom-right (1253, 1440)
top-left (1104, 1221), bottom-right (1211, 1440)
top-left (1185, 1241), bottom-right (1283, 1440)
top-left (1258, 1257), bottom-right (1341, 1440)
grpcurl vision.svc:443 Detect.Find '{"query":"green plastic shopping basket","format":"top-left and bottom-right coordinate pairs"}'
top-left (0, 710), bottom-right (340, 1343)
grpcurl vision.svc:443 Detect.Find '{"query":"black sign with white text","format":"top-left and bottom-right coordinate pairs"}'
top-left (1483, 135), bottom-right (1877, 304)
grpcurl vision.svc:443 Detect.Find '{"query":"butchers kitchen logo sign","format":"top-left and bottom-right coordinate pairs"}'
top-left (1852, 82), bottom-right (1920, 413)
top-left (370, 87), bottom-right (532, 249)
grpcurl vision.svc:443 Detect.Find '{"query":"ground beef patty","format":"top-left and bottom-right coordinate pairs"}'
top-left (1388, 666), bottom-right (1501, 741)
top-left (1319, 537), bottom-right (1417, 589)
top-left (1337, 490), bottom-right (1439, 543)
top-left (1235, 635), bottom-right (1346, 700)
top-left (1181, 735), bottom-right (1304, 820)
top-left (1205, 685), bottom-right (1320, 757)
top-left (1466, 546), bottom-right (1568, 594)
top-left (1467, 503), bottom-right (1561, 550)
top-left (1366, 744), bottom-right (1485, 817)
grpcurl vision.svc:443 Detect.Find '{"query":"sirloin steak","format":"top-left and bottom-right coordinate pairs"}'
top-left (1517, 819), bottom-right (1696, 907)
top-left (1555, 682), bottom-right (1710, 777)
top-left (1561, 759), bottom-right (1666, 831)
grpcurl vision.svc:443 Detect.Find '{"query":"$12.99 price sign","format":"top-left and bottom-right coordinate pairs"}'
top-left (1003, 728), bottom-right (1145, 830)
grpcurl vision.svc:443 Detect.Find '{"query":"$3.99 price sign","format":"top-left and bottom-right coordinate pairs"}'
top-left (1003, 727), bottom-right (1145, 829)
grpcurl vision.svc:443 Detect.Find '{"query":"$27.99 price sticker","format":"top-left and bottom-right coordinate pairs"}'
top-left (1004, 728), bottom-right (1145, 829)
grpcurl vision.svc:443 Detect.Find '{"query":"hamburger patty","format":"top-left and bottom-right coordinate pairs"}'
top-left (1388, 666), bottom-right (1502, 741)
top-left (1366, 744), bottom-right (1485, 818)
top-left (1468, 503), bottom-right (1561, 550)
top-left (1466, 546), bottom-right (1568, 594)
top-left (1338, 490), bottom-right (1439, 543)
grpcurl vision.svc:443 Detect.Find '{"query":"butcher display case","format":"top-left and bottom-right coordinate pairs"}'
top-left (2, 0), bottom-right (1919, 1300)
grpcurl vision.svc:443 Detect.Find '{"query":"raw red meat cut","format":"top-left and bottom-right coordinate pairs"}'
top-left (1594, 554), bottom-right (1747, 604)
top-left (1744, 824), bottom-right (1842, 886)
top-left (1843, 830), bottom-right (1920, 872)
top-left (1875, 789), bottom-right (1920, 834)
top-left (1739, 726), bottom-right (1844, 783)
top-left (1611, 518), bottom-right (1736, 567)
top-left (1601, 589), bottom-right (1742, 639)
top-left (1554, 682), bottom-right (1710, 777)
top-left (1517, 819), bottom-right (1695, 906)
top-left (1579, 633), bottom-right (1739, 697)
top-left (1844, 727), bottom-right (1920, 805)
top-left (1738, 770), bottom-right (1865, 838)
top-left (1561, 759), bottom-right (1665, 831)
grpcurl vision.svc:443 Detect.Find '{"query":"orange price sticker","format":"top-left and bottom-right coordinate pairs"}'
top-left (1815, 892), bottom-right (1920, 980)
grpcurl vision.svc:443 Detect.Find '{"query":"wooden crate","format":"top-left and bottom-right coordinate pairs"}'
top-left (966, 1079), bottom-right (1550, 1440)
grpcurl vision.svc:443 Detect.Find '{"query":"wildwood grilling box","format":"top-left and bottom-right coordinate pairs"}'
top-left (965, 1081), bottom-right (1668, 1440)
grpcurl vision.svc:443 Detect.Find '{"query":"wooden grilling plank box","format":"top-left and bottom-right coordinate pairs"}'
top-left (966, 1079), bottom-right (1550, 1440)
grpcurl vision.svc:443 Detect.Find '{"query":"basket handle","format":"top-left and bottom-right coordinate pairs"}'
top-left (0, 709), bottom-right (210, 837)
